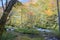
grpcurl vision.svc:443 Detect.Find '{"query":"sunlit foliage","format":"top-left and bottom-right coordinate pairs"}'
top-left (6, 0), bottom-right (59, 31)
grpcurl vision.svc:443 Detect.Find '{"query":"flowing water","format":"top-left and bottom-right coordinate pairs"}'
top-left (6, 27), bottom-right (59, 40)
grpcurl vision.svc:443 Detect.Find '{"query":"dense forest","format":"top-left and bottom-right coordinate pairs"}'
top-left (4, 0), bottom-right (58, 30)
top-left (0, 0), bottom-right (60, 40)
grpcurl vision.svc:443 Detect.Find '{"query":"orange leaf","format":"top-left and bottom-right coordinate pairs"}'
top-left (44, 9), bottom-right (53, 16)
top-left (27, 12), bottom-right (34, 15)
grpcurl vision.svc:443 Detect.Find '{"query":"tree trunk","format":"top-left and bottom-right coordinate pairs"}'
top-left (57, 0), bottom-right (60, 39)
top-left (0, 0), bottom-right (17, 40)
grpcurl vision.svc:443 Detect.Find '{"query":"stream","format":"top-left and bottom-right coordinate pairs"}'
top-left (36, 28), bottom-right (58, 40)
top-left (6, 27), bottom-right (59, 40)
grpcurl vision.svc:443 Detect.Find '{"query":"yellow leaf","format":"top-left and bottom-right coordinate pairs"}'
top-left (44, 9), bottom-right (53, 16)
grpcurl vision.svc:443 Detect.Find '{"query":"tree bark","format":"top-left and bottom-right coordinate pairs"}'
top-left (0, 0), bottom-right (17, 40)
top-left (57, 0), bottom-right (60, 39)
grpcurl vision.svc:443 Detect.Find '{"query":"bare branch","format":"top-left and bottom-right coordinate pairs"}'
top-left (6, 0), bottom-right (8, 9)
top-left (1, 0), bottom-right (4, 11)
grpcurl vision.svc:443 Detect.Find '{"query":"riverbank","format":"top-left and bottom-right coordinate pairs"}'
top-left (2, 28), bottom-right (60, 40)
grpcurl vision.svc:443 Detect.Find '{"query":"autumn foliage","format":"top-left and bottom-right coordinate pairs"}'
top-left (5, 0), bottom-right (58, 30)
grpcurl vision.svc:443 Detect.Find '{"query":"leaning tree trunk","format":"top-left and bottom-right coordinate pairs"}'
top-left (0, 0), bottom-right (17, 40)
